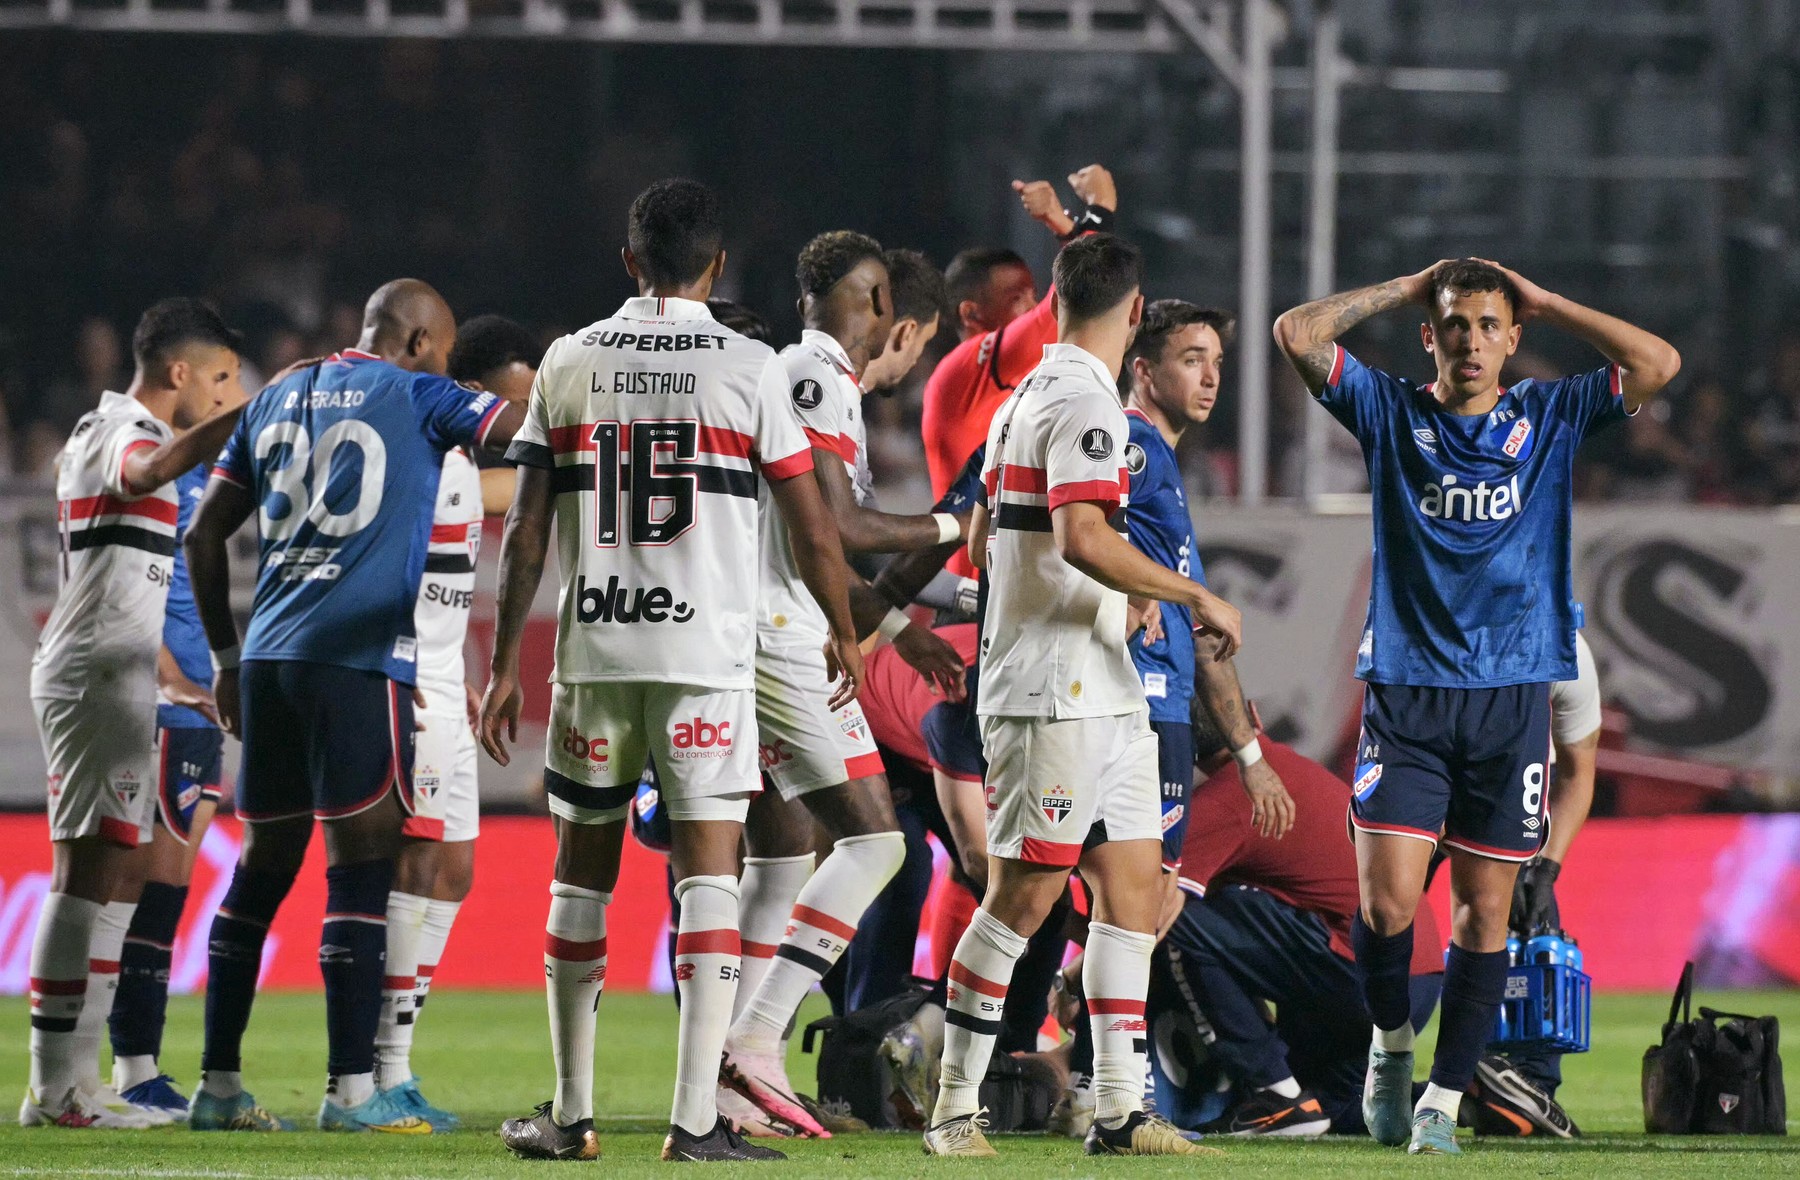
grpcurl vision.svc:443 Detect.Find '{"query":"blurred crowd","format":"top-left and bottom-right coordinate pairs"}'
top-left (5, 36), bottom-right (1800, 505)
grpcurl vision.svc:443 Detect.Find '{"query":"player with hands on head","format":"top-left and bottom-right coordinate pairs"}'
top-left (1274, 258), bottom-right (1678, 1156)
top-left (478, 179), bottom-right (860, 1163)
top-left (23, 298), bottom-right (247, 1131)
top-left (924, 234), bottom-right (1239, 1160)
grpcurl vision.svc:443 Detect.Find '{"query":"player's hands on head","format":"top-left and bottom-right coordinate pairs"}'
top-left (478, 672), bottom-right (523, 766)
top-left (1401, 260), bottom-right (1458, 307)
top-left (823, 635), bottom-right (865, 711)
top-left (1190, 588), bottom-right (1242, 662)
top-left (892, 622), bottom-right (968, 703)
top-left (1066, 164), bottom-right (1117, 212)
top-left (1011, 179), bottom-right (1076, 238)
top-left (1242, 759), bottom-right (1295, 840)
top-left (213, 668), bottom-right (242, 738)
top-left (1473, 259), bottom-right (1554, 322)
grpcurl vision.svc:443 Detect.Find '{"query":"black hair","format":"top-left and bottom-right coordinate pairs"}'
top-left (1189, 695), bottom-right (1231, 762)
top-left (627, 178), bottom-right (724, 289)
top-left (707, 298), bottom-right (772, 343)
top-left (131, 298), bottom-right (243, 377)
top-left (448, 314), bottom-right (542, 384)
top-left (796, 230), bottom-right (885, 300)
top-left (1051, 233), bottom-right (1143, 322)
top-left (1430, 259), bottom-right (1519, 317)
top-left (1126, 300), bottom-right (1236, 370)
top-left (882, 249), bottom-right (947, 326)
top-left (945, 247), bottom-right (1029, 312)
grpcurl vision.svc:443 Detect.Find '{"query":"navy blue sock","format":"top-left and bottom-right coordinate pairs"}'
top-left (321, 859), bottom-right (394, 1079)
top-left (1069, 1002), bottom-right (1095, 1077)
top-left (1429, 943), bottom-right (1509, 1091)
top-left (203, 867), bottom-right (296, 1072)
top-left (1351, 912), bottom-right (1415, 1032)
top-left (110, 881), bottom-right (188, 1060)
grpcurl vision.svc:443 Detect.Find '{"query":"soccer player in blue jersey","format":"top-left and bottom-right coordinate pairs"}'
top-left (104, 462), bottom-right (227, 1118)
top-left (1274, 258), bottom-right (1680, 1155)
top-left (1121, 300), bottom-right (1294, 869)
top-left (183, 279), bottom-right (526, 1133)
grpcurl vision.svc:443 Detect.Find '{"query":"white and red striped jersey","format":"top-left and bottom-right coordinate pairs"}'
top-left (977, 343), bottom-right (1143, 720)
top-left (507, 296), bottom-right (814, 689)
top-left (758, 329), bottom-right (866, 649)
top-left (31, 391), bottom-right (178, 703)
top-left (414, 446), bottom-right (482, 695)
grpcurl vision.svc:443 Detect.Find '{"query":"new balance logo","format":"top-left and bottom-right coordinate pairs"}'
top-left (576, 575), bottom-right (695, 624)
top-left (1418, 474), bottom-right (1523, 522)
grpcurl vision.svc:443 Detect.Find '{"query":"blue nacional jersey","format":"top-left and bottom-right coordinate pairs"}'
top-left (1319, 347), bottom-right (1628, 688)
top-left (212, 348), bottom-right (506, 684)
top-left (158, 463), bottom-right (217, 730)
top-left (1122, 409), bottom-right (1202, 723)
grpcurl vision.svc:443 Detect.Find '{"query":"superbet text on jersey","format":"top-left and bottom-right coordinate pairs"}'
top-left (212, 349), bottom-right (508, 684)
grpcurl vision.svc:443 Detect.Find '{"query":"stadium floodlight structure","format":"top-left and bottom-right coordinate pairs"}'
top-left (0, 0), bottom-right (1517, 502)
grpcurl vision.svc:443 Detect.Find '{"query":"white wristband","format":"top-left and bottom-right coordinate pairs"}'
top-left (932, 512), bottom-right (961, 545)
top-left (1232, 737), bottom-right (1263, 770)
top-left (210, 644), bottom-right (242, 674)
top-left (876, 608), bottom-right (912, 640)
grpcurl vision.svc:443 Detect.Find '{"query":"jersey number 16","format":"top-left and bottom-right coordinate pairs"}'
top-left (590, 420), bottom-right (698, 548)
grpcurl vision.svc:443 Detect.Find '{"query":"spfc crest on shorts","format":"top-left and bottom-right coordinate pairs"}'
top-left (1041, 782), bottom-right (1073, 825)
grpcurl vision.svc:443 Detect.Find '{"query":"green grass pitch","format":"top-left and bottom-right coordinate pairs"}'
top-left (3, 990), bottom-right (1797, 1177)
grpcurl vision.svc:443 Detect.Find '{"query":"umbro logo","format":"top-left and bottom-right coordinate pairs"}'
top-left (1413, 428), bottom-right (1438, 455)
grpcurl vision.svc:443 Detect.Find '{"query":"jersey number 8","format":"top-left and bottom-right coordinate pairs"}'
top-left (255, 420), bottom-right (387, 542)
top-left (590, 420), bottom-right (698, 548)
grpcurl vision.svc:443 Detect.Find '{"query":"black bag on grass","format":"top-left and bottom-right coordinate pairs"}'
top-left (1643, 961), bottom-right (1786, 1135)
top-left (802, 985), bottom-right (931, 1129)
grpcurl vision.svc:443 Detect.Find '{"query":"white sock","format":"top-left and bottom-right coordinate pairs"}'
top-left (1417, 1081), bottom-right (1463, 1119)
top-left (731, 831), bottom-right (905, 1053)
top-left (327, 1071), bottom-right (375, 1108)
top-left (113, 1053), bottom-right (159, 1092)
top-left (733, 855), bottom-right (812, 1022)
top-left (413, 897), bottom-right (462, 1020)
top-left (672, 875), bottom-right (741, 1137)
top-left (73, 899), bottom-right (134, 1088)
top-left (375, 890), bottom-right (430, 1090)
top-left (1084, 921), bottom-right (1156, 1129)
top-left (1374, 1022), bottom-right (1416, 1053)
top-left (1262, 1076), bottom-right (1302, 1099)
top-left (933, 907), bottom-right (1027, 1124)
top-left (27, 892), bottom-right (100, 1098)
top-left (200, 1069), bottom-right (243, 1099)
top-left (544, 882), bottom-right (609, 1125)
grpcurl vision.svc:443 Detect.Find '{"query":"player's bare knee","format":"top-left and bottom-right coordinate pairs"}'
top-left (241, 816), bottom-right (312, 877)
top-left (1360, 895), bottom-right (1417, 936)
top-left (808, 775), bottom-right (901, 841)
top-left (433, 842), bottom-right (475, 901)
top-left (554, 818), bottom-right (626, 890)
top-left (393, 838), bottom-right (441, 894)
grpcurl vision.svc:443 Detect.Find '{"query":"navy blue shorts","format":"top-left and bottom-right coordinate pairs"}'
top-left (156, 725), bottom-right (224, 844)
top-left (237, 660), bottom-right (415, 823)
top-left (1351, 682), bottom-right (1551, 861)
top-left (1153, 719), bottom-right (1195, 868)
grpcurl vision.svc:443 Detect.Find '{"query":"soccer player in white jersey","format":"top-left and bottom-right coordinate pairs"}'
top-left (23, 298), bottom-right (248, 1128)
top-left (371, 317), bottom-right (542, 1128)
top-left (722, 232), bottom-right (970, 1138)
top-left (479, 179), bottom-right (863, 1163)
top-left (924, 235), bottom-right (1242, 1158)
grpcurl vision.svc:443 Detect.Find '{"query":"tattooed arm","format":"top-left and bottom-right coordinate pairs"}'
top-left (1194, 634), bottom-right (1294, 838)
top-left (1272, 261), bottom-right (1448, 394)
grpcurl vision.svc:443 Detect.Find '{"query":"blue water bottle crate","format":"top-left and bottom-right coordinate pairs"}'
top-left (1487, 933), bottom-right (1591, 1054)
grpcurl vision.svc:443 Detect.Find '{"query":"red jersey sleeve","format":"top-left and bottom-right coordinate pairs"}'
top-left (1175, 767), bottom-right (1253, 894)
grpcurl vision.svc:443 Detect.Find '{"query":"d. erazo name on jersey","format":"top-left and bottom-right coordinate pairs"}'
top-left (579, 330), bottom-right (731, 352)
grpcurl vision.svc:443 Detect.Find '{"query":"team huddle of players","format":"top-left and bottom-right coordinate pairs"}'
top-left (23, 161), bottom-right (1678, 1161)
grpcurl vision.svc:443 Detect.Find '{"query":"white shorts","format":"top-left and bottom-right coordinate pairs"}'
top-left (979, 710), bottom-right (1161, 866)
top-left (34, 696), bottom-right (158, 848)
top-left (546, 680), bottom-right (758, 825)
top-left (754, 642), bottom-right (884, 800)
top-left (410, 696), bottom-right (480, 843)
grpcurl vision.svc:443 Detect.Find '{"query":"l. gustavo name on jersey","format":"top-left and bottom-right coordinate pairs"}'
top-left (576, 574), bottom-right (695, 624)
top-left (1417, 474), bottom-right (1523, 523)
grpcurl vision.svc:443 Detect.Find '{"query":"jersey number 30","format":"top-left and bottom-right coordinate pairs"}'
top-left (590, 420), bottom-right (698, 547)
top-left (255, 420), bottom-right (386, 542)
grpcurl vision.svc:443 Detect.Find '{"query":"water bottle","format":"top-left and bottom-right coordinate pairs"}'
top-left (1567, 936), bottom-right (1583, 973)
top-left (1506, 935), bottom-right (1523, 966)
top-left (1526, 933), bottom-right (1569, 967)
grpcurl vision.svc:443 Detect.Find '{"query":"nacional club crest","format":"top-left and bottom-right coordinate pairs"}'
top-left (1503, 418), bottom-right (1532, 458)
top-left (1041, 782), bottom-right (1073, 825)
